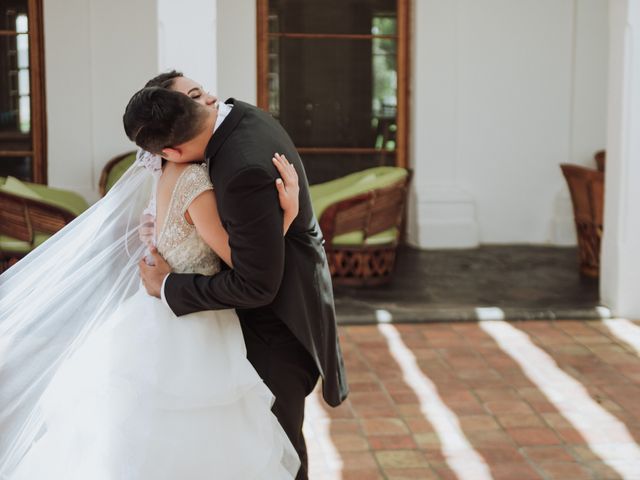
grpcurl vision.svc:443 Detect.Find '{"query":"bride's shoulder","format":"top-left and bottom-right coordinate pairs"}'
top-left (178, 162), bottom-right (212, 192)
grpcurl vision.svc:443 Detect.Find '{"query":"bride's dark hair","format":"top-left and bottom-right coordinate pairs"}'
top-left (145, 70), bottom-right (183, 89)
top-left (122, 86), bottom-right (208, 154)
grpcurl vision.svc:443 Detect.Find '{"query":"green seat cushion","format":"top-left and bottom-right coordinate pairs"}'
top-left (310, 167), bottom-right (408, 247)
top-left (332, 227), bottom-right (399, 246)
top-left (0, 177), bottom-right (88, 254)
top-left (310, 167), bottom-right (408, 220)
top-left (0, 176), bottom-right (42, 201)
top-left (0, 233), bottom-right (50, 254)
top-left (0, 176), bottom-right (89, 216)
top-left (105, 153), bottom-right (136, 194)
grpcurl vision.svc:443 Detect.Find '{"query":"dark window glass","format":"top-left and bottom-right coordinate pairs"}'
top-left (0, 155), bottom-right (32, 180)
top-left (268, 0), bottom-right (396, 35)
top-left (265, 0), bottom-right (402, 184)
top-left (1, 0), bottom-right (28, 31)
top-left (270, 37), bottom-right (397, 151)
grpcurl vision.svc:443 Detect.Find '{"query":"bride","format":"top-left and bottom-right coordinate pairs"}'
top-left (0, 102), bottom-right (301, 477)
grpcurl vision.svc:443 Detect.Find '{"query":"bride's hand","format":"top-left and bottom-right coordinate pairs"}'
top-left (272, 153), bottom-right (299, 233)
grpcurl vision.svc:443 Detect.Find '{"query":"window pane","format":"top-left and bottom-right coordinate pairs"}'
top-left (1, 0), bottom-right (28, 31)
top-left (269, 0), bottom-right (396, 35)
top-left (270, 37), bottom-right (397, 149)
top-left (303, 152), bottom-right (395, 185)
top-left (0, 156), bottom-right (32, 181)
top-left (0, 33), bottom-right (31, 135)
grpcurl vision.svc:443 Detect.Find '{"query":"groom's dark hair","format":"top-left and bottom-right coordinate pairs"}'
top-left (123, 87), bottom-right (208, 154)
top-left (145, 70), bottom-right (183, 89)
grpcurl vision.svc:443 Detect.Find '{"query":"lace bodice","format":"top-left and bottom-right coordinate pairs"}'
top-left (156, 163), bottom-right (221, 276)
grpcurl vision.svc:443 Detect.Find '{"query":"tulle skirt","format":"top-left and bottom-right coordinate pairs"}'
top-left (9, 287), bottom-right (300, 479)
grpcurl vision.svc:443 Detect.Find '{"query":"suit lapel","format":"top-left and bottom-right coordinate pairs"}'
top-left (205, 98), bottom-right (248, 172)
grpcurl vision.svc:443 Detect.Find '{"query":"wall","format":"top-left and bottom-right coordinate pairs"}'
top-left (43, 0), bottom-right (607, 246)
top-left (408, 0), bottom-right (609, 248)
top-left (215, 0), bottom-right (257, 104)
top-left (600, 0), bottom-right (640, 317)
top-left (158, 0), bottom-right (217, 94)
top-left (44, 0), bottom-right (158, 202)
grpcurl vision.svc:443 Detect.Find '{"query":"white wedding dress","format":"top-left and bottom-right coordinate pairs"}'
top-left (9, 164), bottom-right (300, 479)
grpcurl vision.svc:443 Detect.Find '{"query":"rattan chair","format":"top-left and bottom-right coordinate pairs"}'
top-left (560, 164), bottom-right (604, 278)
top-left (0, 190), bottom-right (76, 271)
top-left (99, 151), bottom-right (137, 196)
top-left (316, 172), bottom-right (411, 286)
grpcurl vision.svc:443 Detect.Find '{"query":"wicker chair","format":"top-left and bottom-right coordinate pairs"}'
top-left (594, 150), bottom-right (606, 172)
top-left (99, 151), bottom-right (137, 196)
top-left (0, 190), bottom-right (77, 271)
top-left (560, 164), bottom-right (604, 278)
top-left (312, 167), bottom-right (411, 286)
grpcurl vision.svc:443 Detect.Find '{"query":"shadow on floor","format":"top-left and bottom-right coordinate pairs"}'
top-left (333, 245), bottom-right (604, 324)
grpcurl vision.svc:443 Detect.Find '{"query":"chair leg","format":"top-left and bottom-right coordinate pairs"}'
top-left (327, 245), bottom-right (398, 286)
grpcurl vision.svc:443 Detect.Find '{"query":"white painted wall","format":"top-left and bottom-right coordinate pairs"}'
top-left (408, 0), bottom-right (608, 248)
top-left (215, 0), bottom-right (257, 104)
top-left (158, 0), bottom-right (217, 94)
top-left (600, 0), bottom-right (640, 317)
top-left (44, 0), bottom-right (158, 202)
top-left (44, 0), bottom-right (607, 249)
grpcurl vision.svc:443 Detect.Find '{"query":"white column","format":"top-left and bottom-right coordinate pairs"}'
top-left (215, 0), bottom-right (257, 104)
top-left (407, 0), bottom-right (479, 249)
top-left (601, 0), bottom-right (640, 317)
top-left (158, 0), bottom-right (218, 94)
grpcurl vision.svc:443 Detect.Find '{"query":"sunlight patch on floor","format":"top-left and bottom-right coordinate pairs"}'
top-left (602, 318), bottom-right (640, 354)
top-left (378, 323), bottom-right (492, 480)
top-left (303, 387), bottom-right (343, 480)
top-left (481, 320), bottom-right (640, 479)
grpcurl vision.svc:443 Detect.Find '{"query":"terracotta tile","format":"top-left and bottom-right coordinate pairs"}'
top-left (496, 413), bottom-right (545, 428)
top-left (467, 430), bottom-right (515, 448)
top-left (475, 446), bottom-right (527, 463)
top-left (340, 451), bottom-right (380, 471)
top-left (484, 400), bottom-right (536, 416)
top-left (331, 433), bottom-right (370, 452)
top-left (396, 404), bottom-right (424, 417)
top-left (341, 469), bottom-right (384, 480)
top-left (507, 427), bottom-right (562, 446)
top-left (458, 414), bottom-right (502, 432)
top-left (555, 428), bottom-right (588, 445)
top-left (521, 445), bottom-right (575, 463)
top-left (375, 450), bottom-right (430, 469)
top-left (368, 435), bottom-right (417, 451)
top-left (537, 461), bottom-right (594, 480)
top-left (330, 419), bottom-right (363, 434)
top-left (412, 432), bottom-right (441, 450)
top-left (383, 467), bottom-right (439, 479)
top-left (349, 391), bottom-right (394, 407)
top-left (360, 418), bottom-right (409, 436)
top-left (352, 404), bottom-right (399, 419)
top-left (490, 462), bottom-right (544, 480)
top-left (473, 387), bottom-right (521, 401)
top-left (404, 417), bottom-right (435, 434)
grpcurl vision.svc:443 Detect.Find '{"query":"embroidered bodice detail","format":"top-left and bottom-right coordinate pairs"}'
top-left (156, 163), bottom-right (221, 276)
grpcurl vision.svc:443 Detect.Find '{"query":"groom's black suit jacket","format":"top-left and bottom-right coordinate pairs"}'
top-left (164, 99), bottom-right (348, 407)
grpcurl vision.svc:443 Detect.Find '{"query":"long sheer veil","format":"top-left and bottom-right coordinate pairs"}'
top-left (0, 158), bottom-right (154, 477)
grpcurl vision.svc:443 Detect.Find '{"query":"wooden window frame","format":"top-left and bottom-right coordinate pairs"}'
top-left (0, 0), bottom-right (47, 184)
top-left (256, 0), bottom-right (410, 169)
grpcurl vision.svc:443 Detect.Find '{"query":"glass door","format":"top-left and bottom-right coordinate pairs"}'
top-left (257, 0), bottom-right (409, 184)
top-left (0, 0), bottom-right (46, 183)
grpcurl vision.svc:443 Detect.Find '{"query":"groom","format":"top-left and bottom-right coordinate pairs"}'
top-left (125, 77), bottom-right (348, 479)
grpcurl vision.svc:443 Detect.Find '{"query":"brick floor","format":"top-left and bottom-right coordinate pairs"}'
top-left (303, 320), bottom-right (640, 479)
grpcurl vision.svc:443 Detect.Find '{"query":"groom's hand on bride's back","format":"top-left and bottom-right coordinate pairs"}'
top-left (139, 248), bottom-right (172, 298)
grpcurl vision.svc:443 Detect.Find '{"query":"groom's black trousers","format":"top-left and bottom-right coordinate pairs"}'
top-left (239, 309), bottom-right (319, 480)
